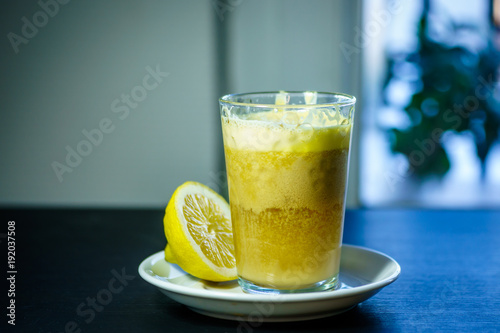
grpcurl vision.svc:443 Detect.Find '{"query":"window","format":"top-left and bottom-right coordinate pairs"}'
top-left (361, 0), bottom-right (500, 207)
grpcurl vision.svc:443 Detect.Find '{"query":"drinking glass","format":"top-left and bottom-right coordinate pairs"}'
top-left (219, 91), bottom-right (355, 294)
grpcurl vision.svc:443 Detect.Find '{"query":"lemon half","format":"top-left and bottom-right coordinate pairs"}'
top-left (163, 182), bottom-right (236, 282)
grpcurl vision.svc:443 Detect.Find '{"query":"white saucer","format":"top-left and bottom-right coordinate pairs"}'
top-left (138, 244), bottom-right (401, 322)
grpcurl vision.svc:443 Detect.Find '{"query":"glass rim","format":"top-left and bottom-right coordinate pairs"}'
top-left (219, 91), bottom-right (356, 109)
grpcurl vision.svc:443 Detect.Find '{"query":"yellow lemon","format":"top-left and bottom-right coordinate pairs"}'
top-left (163, 181), bottom-right (236, 282)
top-left (164, 244), bottom-right (176, 264)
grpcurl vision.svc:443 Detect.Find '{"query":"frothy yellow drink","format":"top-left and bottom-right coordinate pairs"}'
top-left (222, 110), bottom-right (351, 290)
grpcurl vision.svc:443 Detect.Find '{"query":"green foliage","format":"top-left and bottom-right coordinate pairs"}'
top-left (384, 11), bottom-right (500, 178)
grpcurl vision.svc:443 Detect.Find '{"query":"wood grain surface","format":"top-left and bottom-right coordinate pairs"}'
top-left (1, 209), bottom-right (498, 332)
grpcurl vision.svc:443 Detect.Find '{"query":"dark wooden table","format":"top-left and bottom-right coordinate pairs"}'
top-left (1, 208), bottom-right (499, 332)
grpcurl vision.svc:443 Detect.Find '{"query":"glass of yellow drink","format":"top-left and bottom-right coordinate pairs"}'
top-left (219, 91), bottom-right (355, 294)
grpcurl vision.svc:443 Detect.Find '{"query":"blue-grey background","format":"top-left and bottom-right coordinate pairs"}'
top-left (0, 0), bottom-right (362, 207)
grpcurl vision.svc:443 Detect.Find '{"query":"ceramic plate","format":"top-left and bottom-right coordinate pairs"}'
top-left (138, 244), bottom-right (401, 322)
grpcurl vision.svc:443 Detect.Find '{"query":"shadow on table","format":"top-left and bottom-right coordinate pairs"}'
top-left (164, 304), bottom-right (384, 332)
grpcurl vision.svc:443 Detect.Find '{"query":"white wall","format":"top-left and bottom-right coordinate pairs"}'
top-left (0, 0), bottom-right (362, 207)
top-left (1, 0), bottom-right (218, 207)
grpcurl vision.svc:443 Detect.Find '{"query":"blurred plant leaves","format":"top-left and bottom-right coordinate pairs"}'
top-left (384, 6), bottom-right (500, 178)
